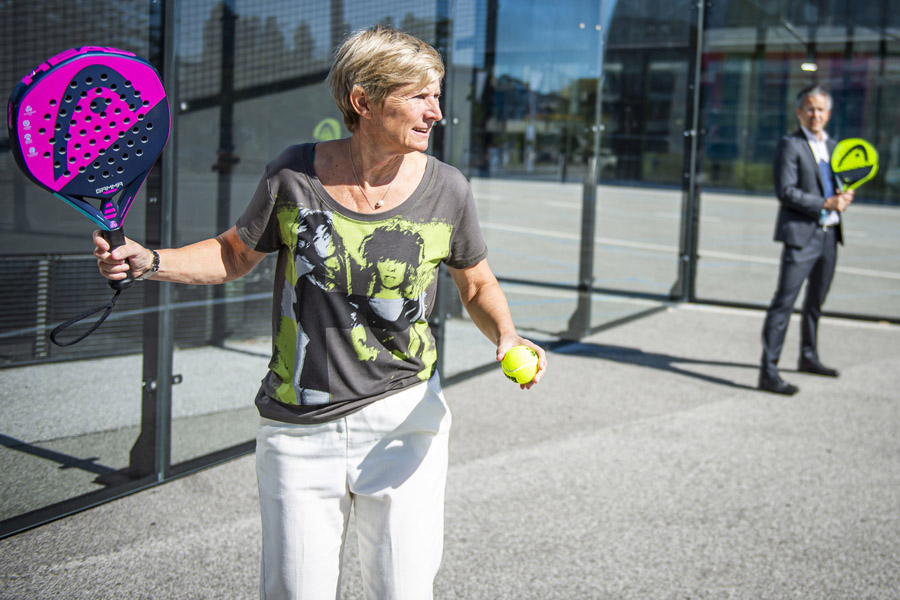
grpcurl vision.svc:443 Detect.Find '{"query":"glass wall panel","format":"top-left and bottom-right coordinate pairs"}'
top-left (0, 1), bottom-right (158, 533)
top-left (589, 0), bottom-right (693, 307)
top-left (696, 0), bottom-right (900, 320)
top-left (168, 0), bottom-right (453, 462)
top-left (169, 0), bottom-right (335, 465)
top-left (603, 0), bottom-right (693, 187)
top-left (592, 185), bottom-right (682, 299)
top-left (169, 297), bottom-right (268, 465)
top-left (447, 0), bottom-right (692, 350)
top-left (443, 0), bottom-right (689, 374)
top-left (440, 0), bottom-right (604, 377)
top-left (452, 0), bottom-right (596, 285)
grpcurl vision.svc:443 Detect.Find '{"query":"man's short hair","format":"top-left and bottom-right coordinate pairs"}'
top-left (796, 84), bottom-right (833, 111)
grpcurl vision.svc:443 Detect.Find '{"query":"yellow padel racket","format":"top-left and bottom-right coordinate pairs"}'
top-left (831, 138), bottom-right (879, 191)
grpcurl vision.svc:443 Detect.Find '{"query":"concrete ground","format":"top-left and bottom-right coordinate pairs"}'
top-left (1, 303), bottom-right (899, 599)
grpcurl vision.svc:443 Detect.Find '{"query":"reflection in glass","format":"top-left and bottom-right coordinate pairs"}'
top-left (696, 0), bottom-right (900, 318)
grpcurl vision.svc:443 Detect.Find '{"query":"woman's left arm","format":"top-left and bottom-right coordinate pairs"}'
top-left (448, 259), bottom-right (546, 388)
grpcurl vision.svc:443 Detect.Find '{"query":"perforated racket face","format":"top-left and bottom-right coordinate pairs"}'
top-left (8, 48), bottom-right (169, 229)
top-left (831, 137), bottom-right (879, 191)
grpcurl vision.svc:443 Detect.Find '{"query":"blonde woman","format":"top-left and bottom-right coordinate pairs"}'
top-left (94, 25), bottom-right (546, 599)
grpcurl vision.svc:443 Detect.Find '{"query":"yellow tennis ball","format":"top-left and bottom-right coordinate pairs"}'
top-left (501, 345), bottom-right (539, 384)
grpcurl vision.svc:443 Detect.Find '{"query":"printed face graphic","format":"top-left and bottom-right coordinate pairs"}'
top-left (313, 224), bottom-right (332, 258)
top-left (272, 203), bottom-right (460, 400)
top-left (376, 258), bottom-right (406, 290)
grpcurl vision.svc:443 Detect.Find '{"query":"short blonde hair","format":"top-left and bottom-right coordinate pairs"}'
top-left (328, 25), bottom-right (445, 132)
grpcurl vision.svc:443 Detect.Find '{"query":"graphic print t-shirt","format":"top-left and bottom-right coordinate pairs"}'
top-left (236, 144), bottom-right (487, 424)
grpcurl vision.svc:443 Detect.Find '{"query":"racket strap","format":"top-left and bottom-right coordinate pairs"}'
top-left (49, 289), bottom-right (123, 347)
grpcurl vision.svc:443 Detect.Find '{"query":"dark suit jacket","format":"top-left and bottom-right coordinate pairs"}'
top-left (772, 129), bottom-right (843, 247)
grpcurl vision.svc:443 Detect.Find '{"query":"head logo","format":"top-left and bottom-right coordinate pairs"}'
top-left (313, 118), bottom-right (341, 142)
top-left (831, 138), bottom-right (879, 191)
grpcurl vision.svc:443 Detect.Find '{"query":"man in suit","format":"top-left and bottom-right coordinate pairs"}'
top-left (759, 85), bottom-right (855, 395)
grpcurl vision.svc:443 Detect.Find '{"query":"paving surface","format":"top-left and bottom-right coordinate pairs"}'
top-left (1, 304), bottom-right (899, 599)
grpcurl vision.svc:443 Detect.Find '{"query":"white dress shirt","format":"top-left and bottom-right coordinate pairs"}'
top-left (800, 125), bottom-right (840, 227)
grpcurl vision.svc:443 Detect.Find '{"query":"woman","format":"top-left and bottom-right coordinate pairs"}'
top-left (94, 25), bottom-right (547, 600)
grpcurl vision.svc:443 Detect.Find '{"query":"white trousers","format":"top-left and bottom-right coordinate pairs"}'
top-left (255, 374), bottom-right (451, 600)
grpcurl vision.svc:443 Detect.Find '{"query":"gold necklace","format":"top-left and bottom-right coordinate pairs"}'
top-left (349, 142), bottom-right (395, 209)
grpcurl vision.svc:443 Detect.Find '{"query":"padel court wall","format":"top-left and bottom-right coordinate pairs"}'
top-left (1, 0), bottom-right (899, 538)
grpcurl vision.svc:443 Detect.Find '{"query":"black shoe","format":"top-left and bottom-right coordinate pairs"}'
top-left (798, 356), bottom-right (839, 377)
top-left (758, 372), bottom-right (800, 395)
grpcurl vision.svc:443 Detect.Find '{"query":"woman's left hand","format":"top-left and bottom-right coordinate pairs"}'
top-left (497, 335), bottom-right (547, 390)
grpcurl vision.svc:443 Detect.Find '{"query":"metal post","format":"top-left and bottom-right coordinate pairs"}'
top-left (674, 0), bottom-right (706, 302)
top-left (211, 0), bottom-right (238, 347)
top-left (565, 0), bottom-right (607, 339)
top-left (565, 157), bottom-right (598, 339)
top-left (130, 0), bottom-right (176, 481)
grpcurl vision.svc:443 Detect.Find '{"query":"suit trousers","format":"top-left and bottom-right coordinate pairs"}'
top-left (255, 374), bottom-right (451, 600)
top-left (761, 226), bottom-right (838, 376)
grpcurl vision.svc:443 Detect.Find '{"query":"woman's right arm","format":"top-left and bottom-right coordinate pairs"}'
top-left (93, 225), bottom-right (268, 285)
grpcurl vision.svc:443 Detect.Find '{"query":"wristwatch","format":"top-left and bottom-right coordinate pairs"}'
top-left (136, 249), bottom-right (160, 281)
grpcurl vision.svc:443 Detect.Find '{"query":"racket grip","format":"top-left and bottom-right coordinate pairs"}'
top-left (101, 228), bottom-right (134, 291)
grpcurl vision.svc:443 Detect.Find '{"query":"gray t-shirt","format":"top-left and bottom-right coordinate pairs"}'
top-left (236, 143), bottom-right (487, 424)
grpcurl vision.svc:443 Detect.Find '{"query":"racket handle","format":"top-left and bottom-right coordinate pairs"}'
top-left (101, 228), bottom-right (134, 291)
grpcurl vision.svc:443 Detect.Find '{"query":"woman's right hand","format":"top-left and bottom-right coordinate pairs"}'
top-left (92, 230), bottom-right (154, 282)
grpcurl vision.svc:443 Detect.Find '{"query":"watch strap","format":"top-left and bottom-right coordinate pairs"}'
top-left (136, 249), bottom-right (160, 281)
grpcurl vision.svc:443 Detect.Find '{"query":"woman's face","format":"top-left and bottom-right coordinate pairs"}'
top-left (370, 78), bottom-right (442, 154)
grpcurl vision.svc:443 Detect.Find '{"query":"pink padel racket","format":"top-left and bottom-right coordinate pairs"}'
top-left (7, 46), bottom-right (170, 344)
